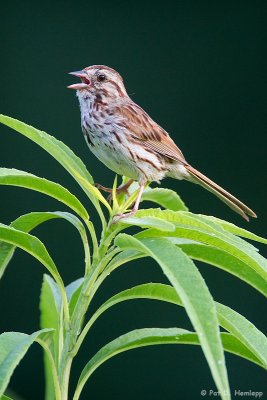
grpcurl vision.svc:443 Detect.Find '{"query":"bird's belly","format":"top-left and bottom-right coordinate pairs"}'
top-left (91, 144), bottom-right (140, 179)
top-left (83, 129), bottom-right (140, 180)
top-left (83, 125), bottom-right (167, 182)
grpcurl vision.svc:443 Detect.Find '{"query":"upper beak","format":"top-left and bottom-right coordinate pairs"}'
top-left (67, 70), bottom-right (90, 90)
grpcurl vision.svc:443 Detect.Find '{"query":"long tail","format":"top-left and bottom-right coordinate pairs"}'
top-left (184, 165), bottom-right (257, 221)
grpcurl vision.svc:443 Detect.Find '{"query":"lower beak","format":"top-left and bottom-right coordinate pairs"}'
top-left (67, 70), bottom-right (90, 90)
top-left (67, 83), bottom-right (89, 90)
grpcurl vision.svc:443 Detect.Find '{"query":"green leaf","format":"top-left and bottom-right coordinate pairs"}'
top-left (1, 395), bottom-right (14, 400)
top-left (93, 249), bottom-right (146, 293)
top-left (0, 115), bottom-right (93, 182)
top-left (141, 187), bottom-right (188, 211)
top-left (0, 211), bottom-right (89, 280)
top-left (119, 216), bottom-right (175, 231)
top-left (40, 274), bottom-right (62, 353)
top-left (136, 209), bottom-right (258, 252)
top-left (220, 333), bottom-right (264, 367)
top-left (0, 114), bottom-right (110, 217)
top-left (115, 234), bottom-right (230, 400)
top-left (205, 216), bottom-right (267, 245)
top-left (40, 275), bottom-right (62, 400)
top-left (66, 278), bottom-right (84, 318)
top-left (73, 328), bottom-right (188, 399)
top-left (0, 223), bottom-right (64, 289)
top-left (178, 243), bottom-right (267, 297)
top-left (0, 168), bottom-right (88, 221)
top-left (134, 209), bottom-right (267, 281)
top-left (0, 329), bottom-right (52, 397)
top-left (74, 328), bottom-right (259, 400)
top-left (216, 303), bottom-right (267, 368)
top-left (90, 283), bottom-right (267, 369)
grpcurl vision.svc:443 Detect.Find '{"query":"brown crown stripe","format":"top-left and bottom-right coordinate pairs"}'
top-left (85, 65), bottom-right (124, 81)
top-left (108, 80), bottom-right (125, 97)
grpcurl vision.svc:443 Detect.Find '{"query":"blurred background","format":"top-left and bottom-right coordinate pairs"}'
top-left (1, 1), bottom-right (266, 399)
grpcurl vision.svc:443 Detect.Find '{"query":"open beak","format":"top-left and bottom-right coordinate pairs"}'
top-left (67, 70), bottom-right (91, 90)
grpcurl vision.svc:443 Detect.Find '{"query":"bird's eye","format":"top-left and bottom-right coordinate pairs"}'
top-left (98, 74), bottom-right (106, 82)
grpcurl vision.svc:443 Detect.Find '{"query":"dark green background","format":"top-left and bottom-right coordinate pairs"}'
top-left (1, 1), bottom-right (266, 399)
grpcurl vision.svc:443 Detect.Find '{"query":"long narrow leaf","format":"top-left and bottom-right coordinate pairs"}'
top-left (115, 234), bottom-right (230, 399)
top-left (66, 278), bottom-right (84, 318)
top-left (73, 328), bottom-right (188, 399)
top-left (74, 329), bottom-right (259, 400)
top-left (119, 216), bottom-right (175, 231)
top-left (134, 210), bottom-right (267, 281)
top-left (40, 275), bottom-right (62, 400)
top-left (0, 223), bottom-right (62, 284)
top-left (0, 329), bottom-right (52, 397)
top-left (88, 283), bottom-right (267, 369)
top-left (216, 303), bottom-right (267, 368)
top-left (205, 216), bottom-right (267, 244)
top-left (178, 242), bottom-right (267, 297)
top-left (141, 187), bottom-right (188, 211)
top-left (136, 209), bottom-right (258, 252)
top-left (0, 212), bottom-right (89, 279)
top-left (0, 115), bottom-right (110, 217)
top-left (0, 168), bottom-right (88, 221)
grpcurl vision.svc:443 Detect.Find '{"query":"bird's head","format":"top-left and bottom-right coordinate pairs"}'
top-left (68, 65), bottom-right (128, 100)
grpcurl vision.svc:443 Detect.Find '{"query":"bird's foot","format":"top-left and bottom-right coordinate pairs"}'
top-left (95, 183), bottom-right (113, 193)
top-left (96, 179), bottom-right (134, 203)
top-left (112, 208), bottom-right (138, 224)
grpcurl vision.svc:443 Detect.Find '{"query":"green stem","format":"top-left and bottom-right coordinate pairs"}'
top-left (95, 201), bottom-right (108, 232)
top-left (80, 222), bottom-right (91, 273)
top-left (95, 246), bottom-right (120, 275)
top-left (60, 356), bottom-right (72, 400)
top-left (58, 215), bottom-right (125, 399)
top-left (97, 225), bottom-right (123, 262)
top-left (72, 251), bottom-right (143, 357)
top-left (85, 219), bottom-right (99, 264)
top-left (36, 338), bottom-right (62, 400)
top-left (60, 285), bottom-right (70, 327)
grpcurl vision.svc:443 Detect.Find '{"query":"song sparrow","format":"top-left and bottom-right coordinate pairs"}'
top-left (68, 65), bottom-right (256, 221)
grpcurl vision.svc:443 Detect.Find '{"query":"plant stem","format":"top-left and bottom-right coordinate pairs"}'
top-left (80, 222), bottom-right (91, 273)
top-left (85, 219), bottom-right (99, 264)
top-left (58, 212), bottom-right (127, 399)
top-left (36, 338), bottom-right (62, 400)
top-left (60, 356), bottom-right (72, 400)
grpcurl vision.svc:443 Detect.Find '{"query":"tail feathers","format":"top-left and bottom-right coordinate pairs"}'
top-left (185, 165), bottom-right (257, 221)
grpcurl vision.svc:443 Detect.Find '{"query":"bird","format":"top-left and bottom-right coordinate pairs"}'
top-left (68, 65), bottom-right (256, 222)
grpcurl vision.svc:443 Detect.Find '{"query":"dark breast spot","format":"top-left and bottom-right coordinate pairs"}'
top-left (83, 130), bottom-right (94, 147)
top-left (95, 93), bottom-right (102, 102)
top-left (112, 130), bottom-right (122, 144)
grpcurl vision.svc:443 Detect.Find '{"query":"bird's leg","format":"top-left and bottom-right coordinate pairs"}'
top-left (95, 183), bottom-right (113, 193)
top-left (117, 179), bottom-right (134, 195)
top-left (113, 180), bottom-right (146, 223)
top-left (96, 179), bottom-right (134, 195)
top-left (96, 179), bottom-right (134, 203)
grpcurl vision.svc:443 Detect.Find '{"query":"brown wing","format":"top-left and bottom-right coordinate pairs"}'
top-left (114, 101), bottom-right (187, 164)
